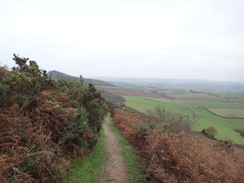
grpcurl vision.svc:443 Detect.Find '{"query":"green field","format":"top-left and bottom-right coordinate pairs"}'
top-left (208, 108), bottom-right (244, 118)
top-left (122, 95), bottom-right (244, 145)
top-left (177, 100), bottom-right (244, 109)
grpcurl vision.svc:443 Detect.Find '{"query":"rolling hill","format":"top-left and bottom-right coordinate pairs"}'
top-left (48, 70), bottom-right (115, 87)
top-left (94, 77), bottom-right (244, 92)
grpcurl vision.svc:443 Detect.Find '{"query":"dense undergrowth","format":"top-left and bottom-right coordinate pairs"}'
top-left (113, 109), bottom-right (244, 183)
top-left (66, 118), bottom-right (107, 183)
top-left (0, 55), bottom-right (108, 182)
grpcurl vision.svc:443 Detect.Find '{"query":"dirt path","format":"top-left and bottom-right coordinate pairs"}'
top-left (98, 116), bottom-right (131, 183)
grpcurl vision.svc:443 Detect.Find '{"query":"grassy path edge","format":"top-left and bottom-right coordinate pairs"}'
top-left (65, 117), bottom-right (107, 183)
top-left (65, 114), bottom-right (147, 183)
top-left (109, 116), bottom-right (148, 183)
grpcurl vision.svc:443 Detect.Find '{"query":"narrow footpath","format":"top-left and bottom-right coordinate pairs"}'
top-left (98, 116), bottom-right (131, 183)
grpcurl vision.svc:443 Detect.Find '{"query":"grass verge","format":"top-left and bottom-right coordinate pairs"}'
top-left (109, 116), bottom-right (148, 183)
top-left (65, 124), bottom-right (106, 182)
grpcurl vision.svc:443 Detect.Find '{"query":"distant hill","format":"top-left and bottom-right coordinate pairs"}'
top-left (48, 70), bottom-right (115, 87)
top-left (94, 77), bottom-right (244, 92)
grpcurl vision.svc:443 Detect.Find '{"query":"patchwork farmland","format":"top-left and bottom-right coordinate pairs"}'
top-left (99, 88), bottom-right (161, 98)
top-left (100, 87), bottom-right (244, 145)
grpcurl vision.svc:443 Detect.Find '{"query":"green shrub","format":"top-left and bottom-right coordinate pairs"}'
top-left (57, 78), bottom-right (85, 105)
top-left (234, 129), bottom-right (244, 137)
top-left (146, 106), bottom-right (196, 133)
top-left (0, 82), bottom-right (9, 96)
top-left (0, 54), bottom-right (55, 111)
top-left (138, 124), bottom-right (156, 136)
top-left (62, 107), bottom-right (90, 147)
top-left (58, 79), bottom-right (107, 133)
top-left (202, 126), bottom-right (217, 140)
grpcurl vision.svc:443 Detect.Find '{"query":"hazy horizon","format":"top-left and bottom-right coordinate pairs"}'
top-left (92, 76), bottom-right (244, 83)
top-left (50, 70), bottom-right (244, 83)
top-left (1, 0), bottom-right (244, 82)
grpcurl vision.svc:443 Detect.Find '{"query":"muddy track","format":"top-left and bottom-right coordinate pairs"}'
top-left (98, 116), bottom-right (130, 183)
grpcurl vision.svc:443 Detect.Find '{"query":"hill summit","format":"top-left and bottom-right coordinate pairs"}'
top-left (48, 70), bottom-right (115, 87)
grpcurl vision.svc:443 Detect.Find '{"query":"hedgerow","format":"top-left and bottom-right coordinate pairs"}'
top-left (0, 54), bottom-right (107, 182)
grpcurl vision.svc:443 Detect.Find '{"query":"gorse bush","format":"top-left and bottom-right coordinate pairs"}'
top-left (0, 82), bottom-right (9, 96)
top-left (0, 54), bottom-right (107, 182)
top-left (61, 107), bottom-right (94, 155)
top-left (0, 54), bottom-right (55, 112)
top-left (57, 78), bottom-right (85, 106)
top-left (58, 79), bottom-right (107, 133)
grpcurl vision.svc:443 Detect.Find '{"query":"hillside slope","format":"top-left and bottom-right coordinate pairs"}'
top-left (0, 56), bottom-right (108, 182)
top-left (48, 70), bottom-right (115, 87)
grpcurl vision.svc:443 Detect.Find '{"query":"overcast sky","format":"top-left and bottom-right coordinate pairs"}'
top-left (0, 0), bottom-right (244, 82)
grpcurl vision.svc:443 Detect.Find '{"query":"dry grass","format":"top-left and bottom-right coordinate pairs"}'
top-left (113, 109), bottom-right (244, 183)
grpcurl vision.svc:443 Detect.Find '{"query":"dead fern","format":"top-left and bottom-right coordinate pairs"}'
top-left (113, 109), bottom-right (244, 183)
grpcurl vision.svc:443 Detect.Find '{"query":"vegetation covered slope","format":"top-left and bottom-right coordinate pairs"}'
top-left (48, 70), bottom-right (115, 87)
top-left (0, 55), bottom-right (108, 182)
top-left (123, 95), bottom-right (244, 145)
top-left (49, 70), bottom-right (125, 110)
top-left (113, 109), bottom-right (244, 183)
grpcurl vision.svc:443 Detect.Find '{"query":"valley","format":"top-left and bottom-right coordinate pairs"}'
top-left (99, 80), bottom-right (244, 145)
